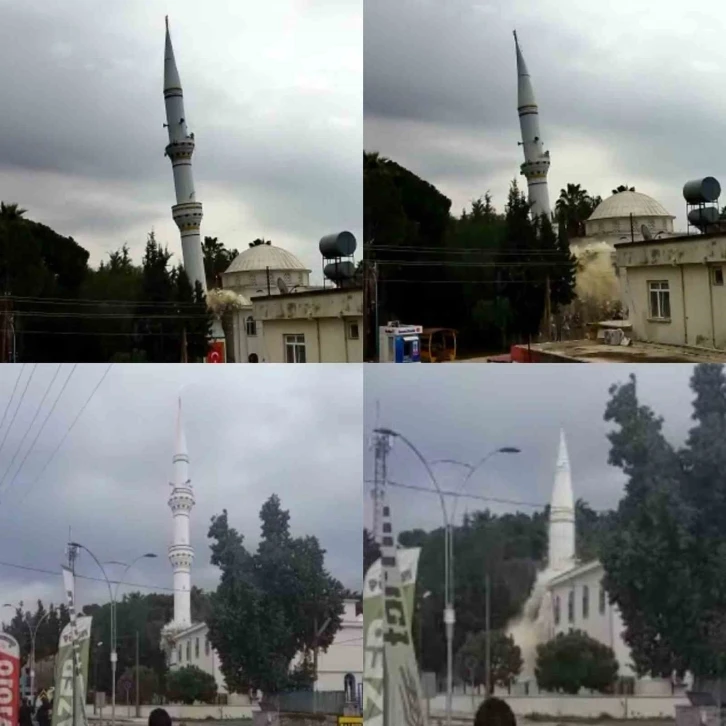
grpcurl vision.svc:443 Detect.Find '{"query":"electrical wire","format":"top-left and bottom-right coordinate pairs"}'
top-left (0, 365), bottom-right (25, 435)
top-left (0, 365), bottom-right (37, 463)
top-left (15, 365), bottom-right (112, 509)
top-left (0, 365), bottom-right (77, 504)
top-left (0, 365), bottom-right (61, 494)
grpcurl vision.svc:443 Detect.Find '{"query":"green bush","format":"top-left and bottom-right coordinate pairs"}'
top-left (166, 665), bottom-right (217, 705)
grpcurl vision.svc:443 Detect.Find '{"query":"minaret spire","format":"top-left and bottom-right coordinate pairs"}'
top-left (163, 18), bottom-right (207, 294)
top-left (548, 428), bottom-right (575, 571)
top-left (514, 31), bottom-right (552, 221)
top-left (168, 397), bottom-right (195, 628)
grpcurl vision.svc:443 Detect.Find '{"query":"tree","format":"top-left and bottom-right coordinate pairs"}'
top-left (535, 630), bottom-right (618, 694)
top-left (540, 214), bottom-right (577, 316)
top-left (0, 202), bottom-right (27, 221)
top-left (117, 666), bottom-right (159, 704)
top-left (455, 630), bottom-right (522, 693)
top-left (202, 236), bottom-right (238, 289)
top-left (206, 496), bottom-right (345, 696)
top-left (555, 184), bottom-right (599, 238)
top-left (166, 665), bottom-right (217, 705)
top-left (363, 528), bottom-right (380, 574)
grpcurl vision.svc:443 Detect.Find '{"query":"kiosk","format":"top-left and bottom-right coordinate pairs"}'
top-left (379, 322), bottom-right (422, 363)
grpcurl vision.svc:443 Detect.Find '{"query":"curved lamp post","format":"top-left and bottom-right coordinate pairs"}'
top-left (2, 602), bottom-right (51, 700)
top-left (69, 543), bottom-right (155, 726)
top-left (374, 427), bottom-right (519, 726)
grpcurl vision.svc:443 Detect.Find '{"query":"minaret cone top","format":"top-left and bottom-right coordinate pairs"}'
top-left (514, 30), bottom-right (537, 109)
top-left (174, 397), bottom-right (188, 462)
top-left (164, 17), bottom-right (182, 91)
top-left (551, 428), bottom-right (574, 511)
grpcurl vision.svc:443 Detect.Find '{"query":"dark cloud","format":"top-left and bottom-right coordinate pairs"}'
top-left (0, 363), bottom-right (362, 614)
top-left (364, 0), bottom-right (726, 226)
top-left (364, 364), bottom-right (698, 536)
top-left (0, 0), bottom-right (361, 272)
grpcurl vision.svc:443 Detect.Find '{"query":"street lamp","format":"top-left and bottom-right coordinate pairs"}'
top-left (2, 602), bottom-right (52, 701)
top-left (69, 543), bottom-right (155, 726)
top-left (374, 428), bottom-right (519, 726)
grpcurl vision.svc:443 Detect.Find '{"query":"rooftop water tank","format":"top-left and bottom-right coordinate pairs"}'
top-left (683, 177), bottom-right (721, 204)
top-left (319, 231), bottom-right (357, 259)
top-left (687, 206), bottom-right (720, 228)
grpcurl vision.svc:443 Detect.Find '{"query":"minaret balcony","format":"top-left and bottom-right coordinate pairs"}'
top-left (165, 139), bottom-right (195, 161)
top-left (169, 544), bottom-right (194, 569)
top-left (520, 159), bottom-right (551, 179)
top-left (172, 202), bottom-right (203, 232)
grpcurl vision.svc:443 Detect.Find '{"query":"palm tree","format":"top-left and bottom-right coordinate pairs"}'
top-left (0, 202), bottom-right (27, 222)
top-left (555, 184), bottom-right (596, 238)
top-left (611, 185), bottom-right (635, 195)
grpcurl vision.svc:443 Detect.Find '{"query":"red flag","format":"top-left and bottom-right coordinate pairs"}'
top-left (206, 339), bottom-right (226, 364)
top-left (0, 633), bottom-right (20, 726)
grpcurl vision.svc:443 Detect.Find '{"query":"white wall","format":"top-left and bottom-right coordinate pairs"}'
top-left (170, 625), bottom-right (230, 696)
top-left (313, 601), bottom-right (363, 692)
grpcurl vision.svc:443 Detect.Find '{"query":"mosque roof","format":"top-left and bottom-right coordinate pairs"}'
top-left (225, 244), bottom-right (311, 274)
top-left (588, 191), bottom-right (675, 221)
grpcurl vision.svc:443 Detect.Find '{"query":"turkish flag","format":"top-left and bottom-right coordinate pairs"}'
top-left (0, 633), bottom-right (20, 726)
top-left (206, 339), bottom-right (226, 364)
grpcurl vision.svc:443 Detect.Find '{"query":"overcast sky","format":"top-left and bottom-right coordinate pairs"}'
top-left (364, 0), bottom-right (726, 231)
top-left (0, 0), bottom-right (361, 276)
top-left (0, 363), bottom-right (362, 621)
top-left (364, 364), bottom-right (699, 536)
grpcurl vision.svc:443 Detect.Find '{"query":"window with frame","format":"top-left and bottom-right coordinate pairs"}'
top-left (554, 595), bottom-right (561, 625)
top-left (246, 316), bottom-right (257, 337)
top-left (568, 590), bottom-right (574, 623)
top-left (713, 267), bottom-right (724, 286)
top-left (186, 641), bottom-right (191, 662)
top-left (348, 322), bottom-right (360, 340)
top-left (582, 585), bottom-right (589, 619)
top-left (195, 637), bottom-right (199, 659)
top-left (599, 585), bottom-right (606, 615)
top-left (178, 646), bottom-right (182, 663)
top-left (284, 334), bottom-right (306, 363)
top-left (205, 637), bottom-right (210, 656)
top-left (648, 281), bottom-right (671, 320)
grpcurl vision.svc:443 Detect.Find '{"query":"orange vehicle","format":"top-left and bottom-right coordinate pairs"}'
top-left (420, 328), bottom-right (457, 362)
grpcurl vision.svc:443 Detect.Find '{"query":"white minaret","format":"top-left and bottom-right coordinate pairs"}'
top-left (514, 30), bottom-right (552, 221)
top-left (168, 398), bottom-right (195, 628)
top-left (548, 429), bottom-right (575, 572)
top-left (164, 17), bottom-right (207, 294)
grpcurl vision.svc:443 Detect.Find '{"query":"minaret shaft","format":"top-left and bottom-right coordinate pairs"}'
top-left (168, 399), bottom-right (195, 627)
top-left (548, 429), bottom-right (575, 571)
top-left (514, 31), bottom-right (551, 220)
top-left (164, 18), bottom-right (207, 293)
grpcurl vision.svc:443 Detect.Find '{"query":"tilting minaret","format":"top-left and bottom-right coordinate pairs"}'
top-left (168, 399), bottom-right (195, 627)
top-left (548, 429), bottom-right (575, 572)
top-left (514, 31), bottom-right (552, 221)
top-left (164, 17), bottom-right (207, 293)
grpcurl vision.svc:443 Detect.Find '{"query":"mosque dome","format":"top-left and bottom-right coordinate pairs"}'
top-left (225, 243), bottom-right (311, 274)
top-left (585, 191), bottom-right (675, 238)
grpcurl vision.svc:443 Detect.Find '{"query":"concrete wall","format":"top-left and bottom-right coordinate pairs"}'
top-left (427, 694), bottom-right (688, 719)
top-left (86, 703), bottom-right (254, 719)
top-left (616, 236), bottom-right (726, 349)
top-left (258, 317), bottom-right (362, 363)
top-left (170, 626), bottom-right (232, 696)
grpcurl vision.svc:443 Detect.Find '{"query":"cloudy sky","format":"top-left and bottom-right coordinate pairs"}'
top-left (0, 364), bottom-right (362, 619)
top-left (364, 364), bottom-right (699, 536)
top-left (0, 0), bottom-right (361, 276)
top-left (365, 0), bottom-right (726, 230)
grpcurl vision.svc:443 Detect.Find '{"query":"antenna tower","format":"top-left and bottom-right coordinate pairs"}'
top-left (371, 429), bottom-right (391, 545)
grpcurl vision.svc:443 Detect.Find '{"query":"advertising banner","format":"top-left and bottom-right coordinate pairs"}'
top-left (0, 633), bottom-right (20, 726)
top-left (363, 547), bottom-right (421, 726)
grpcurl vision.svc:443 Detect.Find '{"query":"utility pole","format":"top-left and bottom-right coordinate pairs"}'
top-left (135, 631), bottom-right (140, 718)
top-left (371, 430), bottom-right (391, 544)
top-left (67, 537), bottom-right (79, 726)
top-left (485, 572), bottom-right (491, 699)
top-left (181, 327), bottom-right (188, 363)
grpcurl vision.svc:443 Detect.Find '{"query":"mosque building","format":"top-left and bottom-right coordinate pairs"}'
top-left (508, 431), bottom-right (677, 696)
top-left (161, 401), bottom-right (362, 707)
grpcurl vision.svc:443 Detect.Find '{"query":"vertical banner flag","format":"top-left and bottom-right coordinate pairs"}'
top-left (379, 503), bottom-right (427, 726)
top-left (363, 548), bottom-right (421, 726)
top-left (0, 633), bottom-right (20, 726)
top-left (52, 567), bottom-right (92, 726)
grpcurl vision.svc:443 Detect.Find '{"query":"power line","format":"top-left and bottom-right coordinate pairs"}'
top-left (0, 365), bottom-right (24, 435)
top-left (0, 365), bottom-right (77, 504)
top-left (16, 365), bottom-right (112, 509)
top-left (0, 365), bottom-right (37, 464)
top-left (0, 365), bottom-right (62, 494)
top-left (6, 295), bottom-right (206, 309)
top-left (13, 312), bottom-right (211, 320)
top-left (11, 329), bottom-right (208, 338)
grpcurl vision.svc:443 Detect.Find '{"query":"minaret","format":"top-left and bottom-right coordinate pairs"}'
top-left (514, 30), bottom-right (552, 221)
top-left (164, 17), bottom-right (207, 294)
top-left (168, 398), bottom-right (195, 627)
top-left (548, 429), bottom-right (575, 572)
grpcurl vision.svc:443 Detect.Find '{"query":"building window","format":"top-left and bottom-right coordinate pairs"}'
top-left (246, 316), bottom-right (257, 337)
top-left (205, 637), bottom-right (210, 656)
top-left (178, 646), bottom-right (182, 663)
top-left (284, 334), bottom-right (306, 363)
top-left (348, 322), bottom-right (360, 340)
top-left (568, 590), bottom-right (574, 623)
top-left (713, 267), bottom-right (724, 286)
top-left (599, 586), bottom-right (606, 615)
top-left (582, 585), bottom-right (589, 619)
top-left (554, 595), bottom-right (561, 625)
top-left (195, 637), bottom-right (199, 659)
top-left (186, 641), bottom-right (191, 662)
top-left (648, 281), bottom-right (671, 320)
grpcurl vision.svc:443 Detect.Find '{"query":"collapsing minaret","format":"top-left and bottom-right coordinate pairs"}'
top-left (164, 17), bottom-right (207, 294)
top-left (548, 429), bottom-right (575, 572)
top-left (514, 31), bottom-right (552, 221)
top-left (167, 399), bottom-right (195, 628)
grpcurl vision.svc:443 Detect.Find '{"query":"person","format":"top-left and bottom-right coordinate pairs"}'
top-left (148, 708), bottom-right (172, 726)
top-left (474, 697), bottom-right (516, 726)
top-left (18, 698), bottom-right (33, 726)
top-left (36, 697), bottom-right (51, 726)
